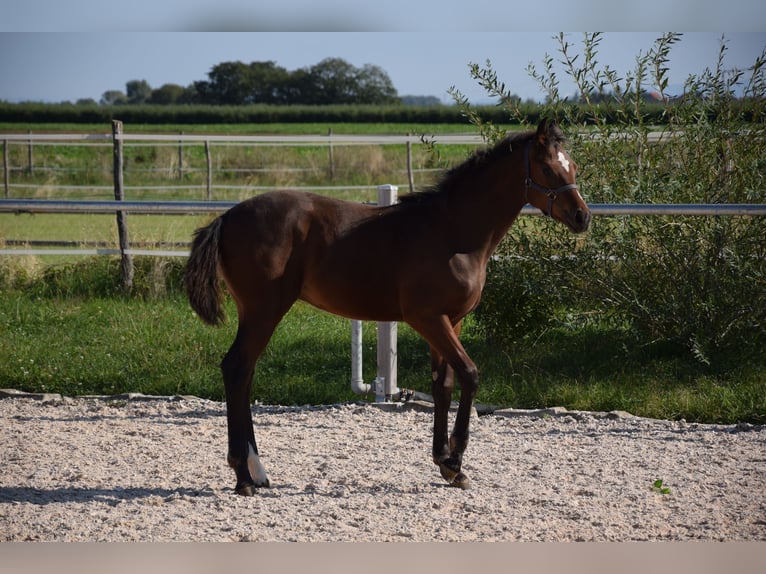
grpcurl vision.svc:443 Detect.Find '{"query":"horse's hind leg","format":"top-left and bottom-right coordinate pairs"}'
top-left (221, 305), bottom-right (290, 496)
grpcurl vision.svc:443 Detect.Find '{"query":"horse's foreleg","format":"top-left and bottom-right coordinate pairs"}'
top-left (433, 366), bottom-right (473, 488)
top-left (448, 359), bottom-right (478, 489)
top-left (416, 318), bottom-right (474, 490)
top-left (445, 322), bottom-right (477, 490)
top-left (436, 363), bottom-right (477, 490)
top-left (429, 349), bottom-right (454, 474)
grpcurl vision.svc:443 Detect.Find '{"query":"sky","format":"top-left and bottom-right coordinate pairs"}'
top-left (1, 2), bottom-right (764, 105)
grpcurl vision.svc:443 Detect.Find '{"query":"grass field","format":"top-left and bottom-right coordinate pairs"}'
top-left (1, 281), bottom-right (763, 424)
top-left (1, 213), bottom-right (209, 245)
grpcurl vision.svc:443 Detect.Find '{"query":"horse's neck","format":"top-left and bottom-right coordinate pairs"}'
top-left (445, 164), bottom-right (526, 262)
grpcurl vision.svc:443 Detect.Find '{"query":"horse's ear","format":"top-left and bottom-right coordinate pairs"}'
top-left (536, 117), bottom-right (555, 147)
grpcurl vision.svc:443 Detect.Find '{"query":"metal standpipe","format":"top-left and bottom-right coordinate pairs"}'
top-left (349, 319), bottom-right (369, 395)
top-left (349, 184), bottom-right (399, 402)
top-left (375, 321), bottom-right (398, 402)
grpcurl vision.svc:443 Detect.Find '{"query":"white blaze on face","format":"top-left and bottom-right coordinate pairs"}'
top-left (557, 151), bottom-right (571, 173)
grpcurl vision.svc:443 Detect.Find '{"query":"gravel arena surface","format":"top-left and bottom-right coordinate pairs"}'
top-left (1, 391), bottom-right (765, 542)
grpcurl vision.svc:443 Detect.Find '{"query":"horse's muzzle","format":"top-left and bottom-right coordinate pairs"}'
top-left (570, 207), bottom-right (591, 233)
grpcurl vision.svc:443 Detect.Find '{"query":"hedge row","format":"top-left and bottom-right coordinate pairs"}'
top-left (0, 102), bottom-right (670, 126)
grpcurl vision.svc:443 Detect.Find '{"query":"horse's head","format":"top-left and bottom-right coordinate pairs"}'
top-left (524, 119), bottom-right (591, 233)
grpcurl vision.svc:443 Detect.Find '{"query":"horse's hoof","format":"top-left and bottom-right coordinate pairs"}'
top-left (437, 460), bottom-right (470, 489)
top-left (235, 483), bottom-right (256, 496)
top-left (438, 462), bottom-right (457, 483)
top-left (450, 472), bottom-right (471, 490)
top-left (235, 479), bottom-right (270, 496)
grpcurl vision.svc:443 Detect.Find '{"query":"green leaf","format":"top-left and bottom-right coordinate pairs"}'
top-left (653, 479), bottom-right (671, 494)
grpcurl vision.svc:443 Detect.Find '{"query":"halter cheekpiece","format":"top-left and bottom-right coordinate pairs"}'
top-left (524, 140), bottom-right (579, 217)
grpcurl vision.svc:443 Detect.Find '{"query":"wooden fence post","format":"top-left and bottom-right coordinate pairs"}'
top-left (112, 120), bottom-right (133, 292)
top-left (27, 130), bottom-right (34, 176)
top-left (3, 139), bottom-right (8, 199)
top-left (328, 128), bottom-right (335, 180)
top-left (204, 140), bottom-right (212, 200)
top-left (406, 138), bottom-right (415, 194)
top-left (178, 131), bottom-right (184, 180)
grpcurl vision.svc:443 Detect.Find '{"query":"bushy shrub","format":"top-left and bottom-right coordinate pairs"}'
top-left (459, 33), bottom-right (766, 362)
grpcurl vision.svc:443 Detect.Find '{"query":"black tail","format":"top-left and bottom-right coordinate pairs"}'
top-left (184, 216), bottom-right (225, 326)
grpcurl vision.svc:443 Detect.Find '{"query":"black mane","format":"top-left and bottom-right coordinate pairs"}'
top-left (397, 130), bottom-right (536, 208)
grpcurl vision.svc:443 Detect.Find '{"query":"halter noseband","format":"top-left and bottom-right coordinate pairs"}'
top-left (524, 141), bottom-right (579, 217)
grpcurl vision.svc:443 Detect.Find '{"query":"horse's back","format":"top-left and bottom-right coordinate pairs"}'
top-left (217, 191), bottom-right (376, 302)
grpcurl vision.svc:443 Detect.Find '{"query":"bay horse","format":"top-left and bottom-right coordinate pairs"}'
top-left (184, 119), bottom-right (590, 495)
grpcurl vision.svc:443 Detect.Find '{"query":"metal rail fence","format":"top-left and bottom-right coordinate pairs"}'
top-left (2, 198), bottom-right (765, 258)
top-left (2, 129), bottom-right (676, 200)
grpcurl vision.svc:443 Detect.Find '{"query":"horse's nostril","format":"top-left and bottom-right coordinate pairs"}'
top-left (575, 208), bottom-right (591, 230)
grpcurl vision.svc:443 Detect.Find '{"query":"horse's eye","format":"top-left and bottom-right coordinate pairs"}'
top-left (543, 166), bottom-right (553, 177)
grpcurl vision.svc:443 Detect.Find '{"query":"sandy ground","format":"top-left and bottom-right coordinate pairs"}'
top-left (1, 391), bottom-right (765, 542)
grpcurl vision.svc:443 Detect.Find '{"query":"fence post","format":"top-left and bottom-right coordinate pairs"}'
top-left (112, 120), bottom-right (133, 292)
top-left (376, 184), bottom-right (399, 401)
top-left (2, 139), bottom-right (8, 199)
top-left (27, 130), bottom-right (34, 176)
top-left (204, 140), bottom-right (212, 200)
top-left (178, 131), bottom-right (184, 180)
top-left (327, 128), bottom-right (335, 180)
top-left (406, 138), bottom-right (415, 194)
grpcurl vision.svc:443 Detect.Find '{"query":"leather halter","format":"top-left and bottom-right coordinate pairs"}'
top-left (524, 141), bottom-right (579, 217)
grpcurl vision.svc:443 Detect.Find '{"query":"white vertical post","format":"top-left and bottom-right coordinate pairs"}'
top-left (376, 322), bottom-right (398, 402)
top-left (350, 319), bottom-right (369, 394)
top-left (376, 184), bottom-right (398, 402)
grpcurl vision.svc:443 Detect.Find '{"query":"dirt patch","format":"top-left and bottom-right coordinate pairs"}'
top-left (1, 393), bottom-right (765, 541)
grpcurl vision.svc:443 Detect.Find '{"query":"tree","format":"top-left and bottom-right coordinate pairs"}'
top-left (302, 58), bottom-right (358, 104)
top-left (282, 68), bottom-right (313, 104)
top-left (100, 90), bottom-right (127, 105)
top-left (354, 64), bottom-right (399, 104)
top-left (190, 79), bottom-right (214, 104)
top-left (104, 58), bottom-right (400, 106)
top-left (148, 83), bottom-right (186, 105)
top-left (299, 58), bottom-right (398, 105)
top-left (126, 80), bottom-right (152, 104)
top-left (177, 84), bottom-right (200, 104)
top-left (248, 61), bottom-right (290, 104)
top-left (203, 61), bottom-right (253, 104)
